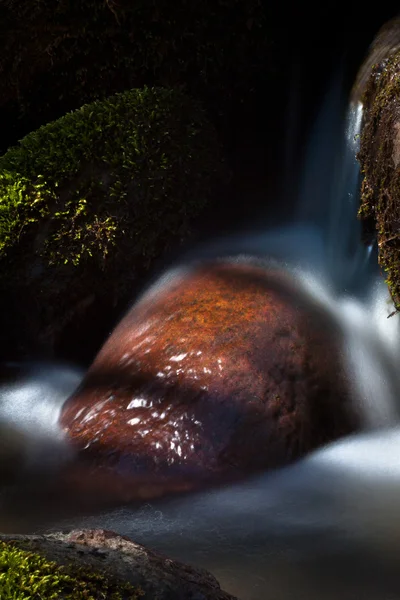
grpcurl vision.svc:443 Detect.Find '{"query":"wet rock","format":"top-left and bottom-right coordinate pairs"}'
top-left (59, 260), bottom-right (362, 503)
top-left (356, 27), bottom-right (400, 310)
top-left (0, 529), bottom-right (237, 600)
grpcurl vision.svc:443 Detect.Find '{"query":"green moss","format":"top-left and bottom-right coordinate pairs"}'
top-left (0, 85), bottom-right (227, 268)
top-left (0, 540), bottom-right (143, 599)
top-left (358, 49), bottom-right (400, 311)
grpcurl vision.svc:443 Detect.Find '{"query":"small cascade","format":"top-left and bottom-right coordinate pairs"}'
top-left (295, 72), bottom-right (373, 294)
top-left (327, 101), bottom-right (369, 288)
top-left (0, 58), bottom-right (400, 600)
top-left (50, 78), bottom-right (400, 600)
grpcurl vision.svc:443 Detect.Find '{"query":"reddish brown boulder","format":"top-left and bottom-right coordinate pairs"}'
top-left (59, 261), bottom-right (361, 502)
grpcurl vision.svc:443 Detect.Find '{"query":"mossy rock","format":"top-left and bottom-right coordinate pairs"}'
top-left (0, 531), bottom-right (237, 599)
top-left (0, 0), bottom-right (273, 152)
top-left (358, 48), bottom-right (400, 311)
top-left (0, 86), bottom-right (228, 360)
top-left (0, 539), bottom-right (142, 599)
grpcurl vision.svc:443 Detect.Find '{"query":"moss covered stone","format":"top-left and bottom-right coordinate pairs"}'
top-left (0, 540), bottom-right (142, 599)
top-left (0, 531), bottom-right (236, 599)
top-left (0, 86), bottom-right (228, 358)
top-left (358, 48), bottom-right (400, 310)
top-left (0, 86), bottom-right (226, 267)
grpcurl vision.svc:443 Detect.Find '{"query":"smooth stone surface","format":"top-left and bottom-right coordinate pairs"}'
top-left (59, 261), bottom-right (361, 501)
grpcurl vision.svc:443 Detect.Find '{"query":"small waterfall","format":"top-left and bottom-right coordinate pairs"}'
top-left (2, 67), bottom-right (400, 600)
top-left (296, 272), bottom-right (400, 427)
top-left (295, 72), bottom-right (374, 293)
top-left (55, 79), bottom-right (400, 600)
top-left (327, 100), bottom-right (372, 288)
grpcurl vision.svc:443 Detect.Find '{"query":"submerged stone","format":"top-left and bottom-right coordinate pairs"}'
top-left (59, 260), bottom-right (362, 503)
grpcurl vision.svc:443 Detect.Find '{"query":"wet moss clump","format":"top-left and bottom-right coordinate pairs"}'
top-left (0, 86), bottom-right (227, 268)
top-left (358, 48), bottom-right (400, 310)
top-left (0, 540), bottom-right (143, 599)
top-left (0, 86), bottom-right (228, 355)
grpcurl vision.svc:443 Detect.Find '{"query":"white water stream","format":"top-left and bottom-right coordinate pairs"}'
top-left (1, 83), bottom-right (400, 599)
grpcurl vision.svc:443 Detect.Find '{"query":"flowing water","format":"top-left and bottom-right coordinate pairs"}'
top-left (2, 77), bottom-right (400, 599)
top-left (0, 362), bottom-right (83, 472)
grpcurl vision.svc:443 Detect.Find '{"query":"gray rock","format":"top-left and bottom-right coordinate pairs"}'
top-left (0, 529), bottom-right (238, 600)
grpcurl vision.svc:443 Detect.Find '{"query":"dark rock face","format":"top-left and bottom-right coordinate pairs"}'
top-left (59, 261), bottom-right (362, 502)
top-left (0, 529), bottom-right (237, 600)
